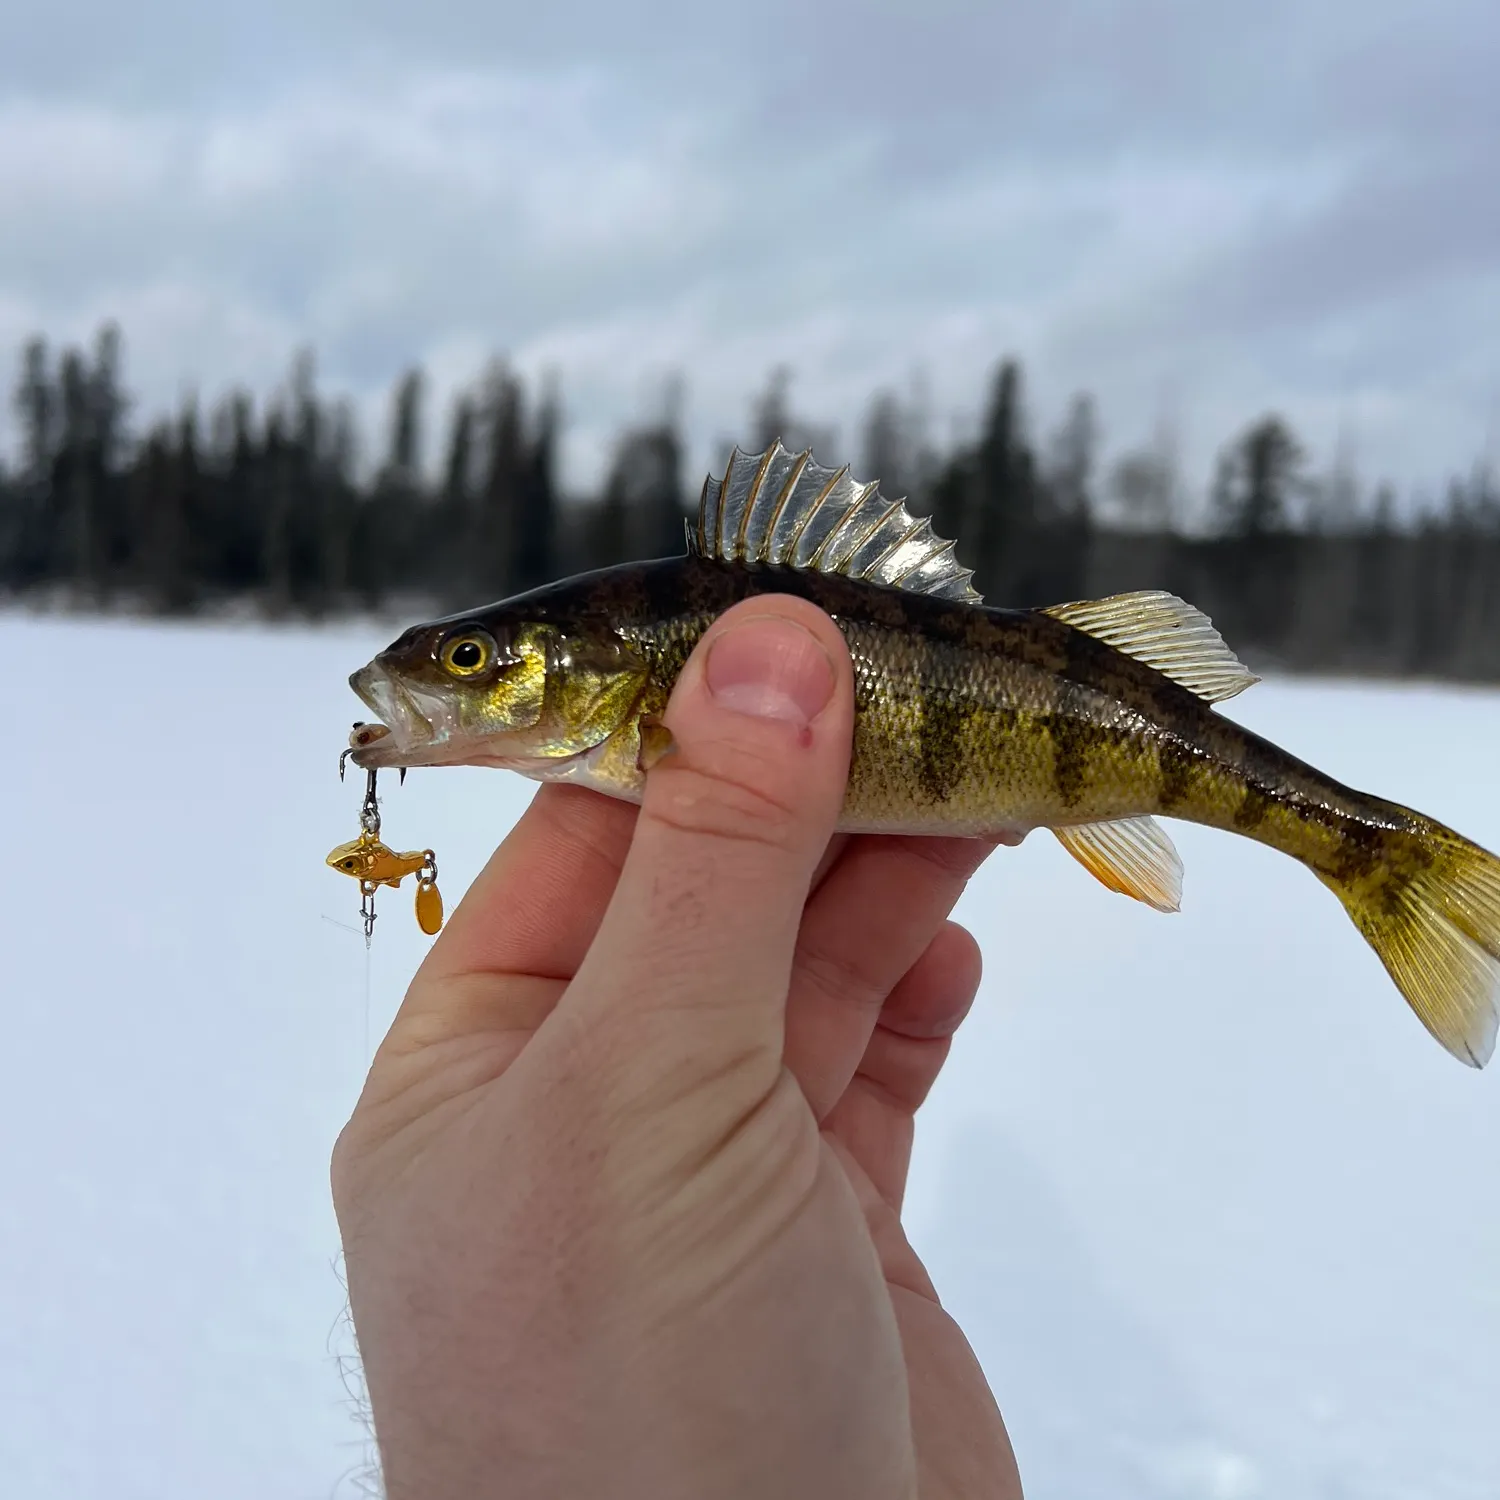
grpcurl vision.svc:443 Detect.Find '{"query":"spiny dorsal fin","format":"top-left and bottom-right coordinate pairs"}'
top-left (1054, 816), bottom-right (1183, 914)
top-left (690, 440), bottom-right (982, 603)
top-left (1041, 590), bottom-right (1259, 704)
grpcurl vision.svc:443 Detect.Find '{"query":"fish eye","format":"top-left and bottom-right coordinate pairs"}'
top-left (439, 629), bottom-right (497, 679)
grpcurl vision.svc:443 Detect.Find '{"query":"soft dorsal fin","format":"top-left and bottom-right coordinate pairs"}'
top-left (1041, 590), bottom-right (1259, 704)
top-left (690, 441), bottom-right (982, 603)
top-left (1054, 816), bottom-right (1184, 913)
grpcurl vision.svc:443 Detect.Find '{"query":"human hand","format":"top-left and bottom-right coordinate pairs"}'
top-left (331, 595), bottom-right (1023, 1500)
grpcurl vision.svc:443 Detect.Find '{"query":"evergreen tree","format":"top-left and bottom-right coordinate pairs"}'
top-left (322, 398), bottom-right (358, 609)
top-left (358, 366), bottom-right (426, 608)
top-left (261, 403), bottom-right (294, 615)
top-left (596, 419), bottom-right (687, 566)
top-left (213, 389), bottom-right (260, 595)
top-left (1209, 414), bottom-right (1309, 651)
top-left (1108, 449), bottom-right (1177, 531)
top-left (515, 377), bottom-right (558, 592)
top-left (474, 362), bottom-right (525, 601)
top-left (751, 366), bottom-right (793, 451)
top-left (288, 350), bottom-right (323, 611)
top-left (89, 324), bottom-right (129, 592)
top-left (1, 318), bottom-right (1497, 687)
top-left (56, 349), bottom-right (100, 599)
top-left (1212, 415), bottom-right (1305, 539)
top-left (10, 337), bottom-right (57, 586)
top-left (435, 393), bottom-right (476, 607)
top-left (442, 395), bottom-right (475, 516)
top-left (1043, 394), bottom-right (1098, 524)
top-left (748, 366), bottom-right (835, 458)
top-left (860, 390), bottom-right (910, 500)
top-left (642, 417), bottom-right (687, 560)
top-left (593, 448), bottom-right (630, 569)
top-left (971, 359), bottom-right (1039, 600)
top-left (136, 413), bottom-right (196, 614)
top-left (15, 337), bottom-right (55, 482)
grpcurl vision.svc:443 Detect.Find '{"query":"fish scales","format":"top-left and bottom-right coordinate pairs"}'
top-left (503, 554), bottom-right (1410, 874)
top-left (344, 442), bottom-right (1500, 1068)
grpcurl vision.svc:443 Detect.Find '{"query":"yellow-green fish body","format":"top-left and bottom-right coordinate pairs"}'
top-left (348, 443), bottom-right (1500, 1068)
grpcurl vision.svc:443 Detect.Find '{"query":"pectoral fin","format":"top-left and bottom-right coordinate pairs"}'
top-left (637, 714), bottom-right (678, 773)
top-left (1054, 816), bottom-right (1183, 913)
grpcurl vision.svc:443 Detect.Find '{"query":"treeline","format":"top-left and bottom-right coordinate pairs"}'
top-left (2, 325), bottom-right (1497, 680)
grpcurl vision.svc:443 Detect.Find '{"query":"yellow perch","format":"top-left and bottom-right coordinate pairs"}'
top-left (342, 442), bottom-right (1500, 1067)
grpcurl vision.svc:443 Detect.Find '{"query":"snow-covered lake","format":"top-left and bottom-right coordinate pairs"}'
top-left (2, 612), bottom-right (1496, 1500)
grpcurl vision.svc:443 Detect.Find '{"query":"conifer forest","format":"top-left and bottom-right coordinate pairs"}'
top-left (2, 323), bottom-right (1496, 681)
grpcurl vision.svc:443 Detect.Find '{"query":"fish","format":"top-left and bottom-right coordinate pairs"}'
top-left (346, 441), bottom-right (1500, 1067)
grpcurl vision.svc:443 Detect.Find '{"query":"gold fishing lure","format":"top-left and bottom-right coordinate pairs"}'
top-left (327, 722), bottom-right (444, 943)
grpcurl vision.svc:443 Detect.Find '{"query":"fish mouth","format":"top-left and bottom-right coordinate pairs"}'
top-left (347, 662), bottom-right (444, 768)
top-left (344, 656), bottom-right (599, 778)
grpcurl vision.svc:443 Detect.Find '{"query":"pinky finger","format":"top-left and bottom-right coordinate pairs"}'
top-left (823, 922), bottom-right (982, 1212)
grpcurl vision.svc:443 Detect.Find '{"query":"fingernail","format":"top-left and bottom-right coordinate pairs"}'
top-left (706, 617), bottom-right (835, 728)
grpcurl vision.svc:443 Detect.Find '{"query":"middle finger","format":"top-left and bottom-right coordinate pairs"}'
top-left (783, 831), bottom-right (1001, 1118)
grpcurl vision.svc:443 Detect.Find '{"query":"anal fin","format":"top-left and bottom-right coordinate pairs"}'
top-left (1054, 816), bottom-right (1183, 914)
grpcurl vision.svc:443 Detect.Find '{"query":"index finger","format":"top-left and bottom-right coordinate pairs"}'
top-left (417, 781), bottom-right (639, 988)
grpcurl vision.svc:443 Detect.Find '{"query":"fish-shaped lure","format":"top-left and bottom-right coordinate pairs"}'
top-left (346, 442), bottom-right (1500, 1067)
top-left (326, 834), bottom-right (430, 889)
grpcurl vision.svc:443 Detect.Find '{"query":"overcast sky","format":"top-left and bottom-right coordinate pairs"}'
top-left (2, 0), bottom-right (1496, 508)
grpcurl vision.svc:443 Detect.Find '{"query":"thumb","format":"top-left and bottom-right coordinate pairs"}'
top-left (564, 595), bottom-right (854, 1076)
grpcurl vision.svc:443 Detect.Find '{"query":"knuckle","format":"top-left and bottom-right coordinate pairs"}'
top-left (899, 834), bottom-right (994, 883)
top-left (642, 758), bottom-right (804, 854)
top-left (793, 929), bottom-right (889, 1020)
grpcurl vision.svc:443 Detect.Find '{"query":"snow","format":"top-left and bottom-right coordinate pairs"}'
top-left (2, 612), bottom-right (1496, 1499)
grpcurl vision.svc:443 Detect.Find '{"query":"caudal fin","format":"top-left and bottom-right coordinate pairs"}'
top-left (1317, 815), bottom-right (1500, 1067)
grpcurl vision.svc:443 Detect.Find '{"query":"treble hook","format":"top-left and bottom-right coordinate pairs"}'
top-left (338, 722), bottom-right (405, 785)
top-left (327, 738), bottom-right (443, 944)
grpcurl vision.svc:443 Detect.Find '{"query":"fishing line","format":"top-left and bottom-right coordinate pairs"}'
top-left (327, 747), bottom-right (446, 1075)
top-left (319, 912), bottom-right (377, 1069)
top-left (362, 936), bottom-right (373, 1065)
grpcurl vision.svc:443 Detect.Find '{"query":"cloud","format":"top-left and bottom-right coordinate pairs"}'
top-left (0, 1), bottom-right (1494, 502)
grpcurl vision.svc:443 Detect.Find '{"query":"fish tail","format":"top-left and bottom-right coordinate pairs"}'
top-left (1313, 809), bottom-right (1500, 1067)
